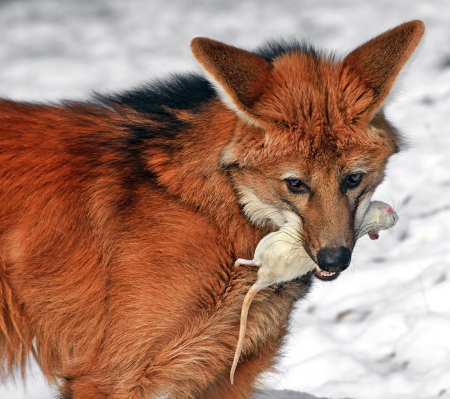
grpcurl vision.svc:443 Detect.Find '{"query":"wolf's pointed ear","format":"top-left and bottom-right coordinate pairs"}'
top-left (191, 37), bottom-right (272, 127)
top-left (343, 20), bottom-right (425, 117)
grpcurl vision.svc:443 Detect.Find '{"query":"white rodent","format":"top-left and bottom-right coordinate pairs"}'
top-left (230, 200), bottom-right (398, 384)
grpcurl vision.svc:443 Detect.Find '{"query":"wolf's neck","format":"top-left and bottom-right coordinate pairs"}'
top-left (140, 100), bottom-right (264, 257)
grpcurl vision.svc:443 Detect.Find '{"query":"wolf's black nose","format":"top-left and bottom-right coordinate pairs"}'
top-left (317, 246), bottom-right (351, 272)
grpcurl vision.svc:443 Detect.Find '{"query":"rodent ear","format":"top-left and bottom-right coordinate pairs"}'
top-left (343, 20), bottom-right (425, 119)
top-left (191, 37), bottom-right (272, 127)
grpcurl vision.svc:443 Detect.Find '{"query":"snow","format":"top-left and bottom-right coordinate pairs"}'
top-left (1, 0), bottom-right (450, 398)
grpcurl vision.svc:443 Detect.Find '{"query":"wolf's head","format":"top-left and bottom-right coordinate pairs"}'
top-left (191, 21), bottom-right (424, 280)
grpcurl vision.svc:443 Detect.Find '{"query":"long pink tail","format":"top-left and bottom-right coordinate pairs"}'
top-left (230, 283), bottom-right (261, 385)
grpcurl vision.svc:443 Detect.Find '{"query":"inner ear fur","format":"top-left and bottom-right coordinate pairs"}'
top-left (191, 37), bottom-right (272, 126)
top-left (344, 20), bottom-right (425, 117)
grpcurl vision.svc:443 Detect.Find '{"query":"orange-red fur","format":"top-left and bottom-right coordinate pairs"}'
top-left (0, 21), bottom-right (423, 398)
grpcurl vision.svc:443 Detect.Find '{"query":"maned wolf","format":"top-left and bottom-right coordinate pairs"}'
top-left (0, 21), bottom-right (423, 398)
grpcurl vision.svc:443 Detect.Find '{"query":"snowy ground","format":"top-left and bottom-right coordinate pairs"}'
top-left (1, 1), bottom-right (450, 398)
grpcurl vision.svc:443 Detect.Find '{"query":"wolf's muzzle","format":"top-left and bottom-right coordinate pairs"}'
top-left (317, 246), bottom-right (351, 273)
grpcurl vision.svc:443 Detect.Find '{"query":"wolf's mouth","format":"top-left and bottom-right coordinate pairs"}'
top-left (314, 267), bottom-right (340, 281)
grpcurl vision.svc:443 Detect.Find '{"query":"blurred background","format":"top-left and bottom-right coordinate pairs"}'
top-left (0, 1), bottom-right (449, 398)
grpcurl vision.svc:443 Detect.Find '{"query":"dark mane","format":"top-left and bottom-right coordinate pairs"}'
top-left (254, 39), bottom-right (321, 63)
top-left (95, 72), bottom-right (217, 116)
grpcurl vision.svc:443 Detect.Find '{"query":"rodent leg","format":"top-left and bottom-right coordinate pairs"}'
top-left (235, 258), bottom-right (259, 267)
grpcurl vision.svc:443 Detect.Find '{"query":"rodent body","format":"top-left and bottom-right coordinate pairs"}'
top-left (238, 222), bottom-right (314, 287)
top-left (230, 200), bottom-right (398, 384)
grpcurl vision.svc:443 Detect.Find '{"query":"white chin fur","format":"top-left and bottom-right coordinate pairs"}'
top-left (281, 210), bottom-right (302, 228)
top-left (237, 186), bottom-right (285, 228)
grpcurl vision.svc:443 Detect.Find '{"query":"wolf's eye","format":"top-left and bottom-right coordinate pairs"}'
top-left (345, 173), bottom-right (363, 189)
top-left (286, 178), bottom-right (307, 193)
